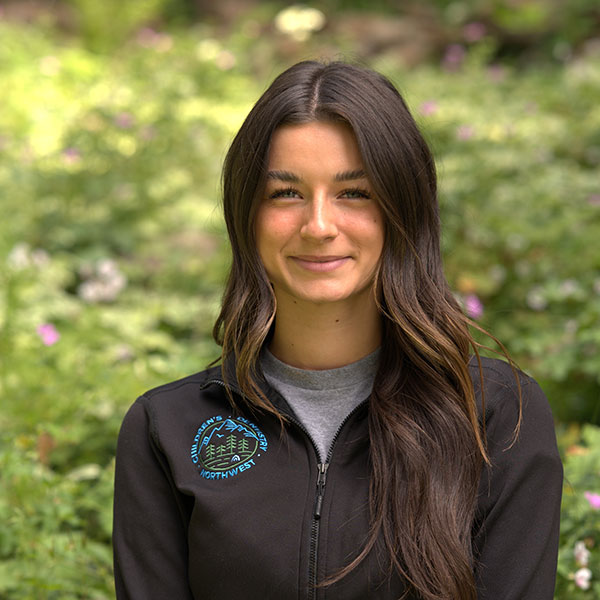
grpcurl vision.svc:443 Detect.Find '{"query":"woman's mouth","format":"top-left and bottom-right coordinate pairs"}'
top-left (290, 255), bottom-right (351, 272)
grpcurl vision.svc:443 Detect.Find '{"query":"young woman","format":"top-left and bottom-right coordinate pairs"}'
top-left (113, 61), bottom-right (563, 600)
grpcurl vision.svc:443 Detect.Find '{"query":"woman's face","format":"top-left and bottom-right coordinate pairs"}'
top-left (255, 121), bottom-right (384, 310)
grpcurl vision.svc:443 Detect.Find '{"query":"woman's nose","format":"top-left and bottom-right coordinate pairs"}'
top-left (300, 194), bottom-right (338, 241)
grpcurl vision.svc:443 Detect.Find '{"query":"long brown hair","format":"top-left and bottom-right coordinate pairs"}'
top-left (214, 60), bottom-right (500, 600)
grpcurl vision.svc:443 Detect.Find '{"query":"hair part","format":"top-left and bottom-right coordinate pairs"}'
top-left (213, 60), bottom-right (519, 600)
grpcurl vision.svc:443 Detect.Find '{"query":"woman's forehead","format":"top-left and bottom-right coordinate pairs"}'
top-left (267, 121), bottom-right (365, 178)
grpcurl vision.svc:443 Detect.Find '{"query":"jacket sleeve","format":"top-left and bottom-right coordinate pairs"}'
top-left (473, 373), bottom-right (563, 600)
top-left (113, 398), bottom-right (194, 600)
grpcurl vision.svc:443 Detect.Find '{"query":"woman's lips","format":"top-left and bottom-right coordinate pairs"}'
top-left (290, 255), bottom-right (351, 272)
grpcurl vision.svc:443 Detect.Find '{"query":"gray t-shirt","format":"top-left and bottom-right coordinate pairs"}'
top-left (261, 348), bottom-right (379, 462)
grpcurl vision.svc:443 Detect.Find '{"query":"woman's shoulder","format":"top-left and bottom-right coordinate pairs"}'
top-left (467, 356), bottom-right (553, 429)
top-left (468, 356), bottom-right (559, 462)
top-left (468, 354), bottom-right (535, 389)
top-left (118, 364), bottom-right (229, 447)
top-left (139, 364), bottom-right (223, 403)
top-left (122, 365), bottom-right (224, 425)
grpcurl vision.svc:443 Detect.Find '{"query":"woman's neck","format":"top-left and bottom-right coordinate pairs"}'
top-left (268, 294), bottom-right (381, 370)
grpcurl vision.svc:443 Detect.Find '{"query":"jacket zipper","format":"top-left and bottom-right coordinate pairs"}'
top-left (308, 462), bottom-right (329, 599)
top-left (202, 376), bottom-right (367, 600)
top-left (299, 402), bottom-right (368, 600)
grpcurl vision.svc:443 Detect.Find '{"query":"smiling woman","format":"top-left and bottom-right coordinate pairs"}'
top-left (256, 121), bottom-right (384, 368)
top-left (113, 61), bottom-right (563, 600)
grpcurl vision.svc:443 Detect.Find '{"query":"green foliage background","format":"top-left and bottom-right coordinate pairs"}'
top-left (0, 1), bottom-right (599, 597)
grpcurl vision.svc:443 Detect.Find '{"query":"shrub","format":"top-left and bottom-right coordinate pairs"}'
top-left (556, 425), bottom-right (600, 597)
top-left (0, 15), bottom-right (598, 599)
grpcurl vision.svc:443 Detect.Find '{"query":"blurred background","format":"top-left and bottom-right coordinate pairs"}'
top-left (0, 0), bottom-right (599, 597)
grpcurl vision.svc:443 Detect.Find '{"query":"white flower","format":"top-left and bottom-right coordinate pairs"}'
top-left (39, 55), bottom-right (61, 76)
top-left (7, 243), bottom-right (31, 269)
top-left (574, 567), bottom-right (592, 590)
top-left (574, 541), bottom-right (591, 567)
top-left (7, 243), bottom-right (50, 270)
top-left (215, 50), bottom-right (236, 71)
top-left (30, 248), bottom-right (49, 267)
top-left (97, 258), bottom-right (119, 278)
top-left (559, 278), bottom-right (579, 297)
top-left (526, 287), bottom-right (547, 311)
top-left (274, 5), bottom-right (326, 42)
top-left (77, 258), bottom-right (127, 303)
top-left (196, 39), bottom-right (220, 61)
top-left (66, 464), bottom-right (102, 481)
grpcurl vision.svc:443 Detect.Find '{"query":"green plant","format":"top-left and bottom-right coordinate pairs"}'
top-left (556, 425), bottom-right (600, 597)
top-left (0, 12), bottom-right (599, 598)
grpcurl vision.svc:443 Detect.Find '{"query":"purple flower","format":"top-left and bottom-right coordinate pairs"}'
top-left (62, 147), bottom-right (81, 164)
top-left (487, 64), bottom-right (506, 83)
top-left (37, 323), bottom-right (60, 346)
top-left (457, 125), bottom-right (475, 141)
top-left (588, 194), bottom-right (600, 206)
top-left (442, 44), bottom-right (466, 71)
top-left (140, 126), bottom-right (156, 141)
top-left (115, 112), bottom-right (135, 129)
top-left (137, 27), bottom-right (160, 47)
top-left (463, 22), bottom-right (487, 42)
top-left (136, 28), bottom-right (173, 51)
top-left (419, 100), bottom-right (438, 116)
top-left (584, 491), bottom-right (600, 510)
top-left (465, 294), bottom-right (484, 319)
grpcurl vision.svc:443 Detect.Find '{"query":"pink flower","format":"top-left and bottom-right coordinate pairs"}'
top-left (442, 44), bottom-right (466, 71)
top-left (457, 125), bottom-right (475, 141)
top-left (140, 126), bottom-right (156, 141)
top-left (588, 194), bottom-right (600, 206)
top-left (465, 294), bottom-right (484, 319)
top-left (463, 22), bottom-right (487, 42)
top-left (419, 100), bottom-right (438, 116)
top-left (574, 567), bottom-right (592, 590)
top-left (487, 64), bottom-right (506, 83)
top-left (136, 28), bottom-right (173, 52)
top-left (137, 27), bottom-right (160, 47)
top-left (115, 112), bottom-right (135, 129)
top-left (62, 147), bottom-right (81, 164)
top-left (37, 323), bottom-right (60, 346)
top-left (584, 491), bottom-right (600, 510)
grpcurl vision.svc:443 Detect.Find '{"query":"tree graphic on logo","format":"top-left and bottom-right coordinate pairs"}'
top-left (227, 435), bottom-right (236, 454)
top-left (199, 418), bottom-right (261, 471)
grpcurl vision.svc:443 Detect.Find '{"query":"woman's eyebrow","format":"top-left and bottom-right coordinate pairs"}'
top-left (267, 170), bottom-right (301, 182)
top-left (334, 169), bottom-right (367, 182)
top-left (266, 169), bottom-right (367, 183)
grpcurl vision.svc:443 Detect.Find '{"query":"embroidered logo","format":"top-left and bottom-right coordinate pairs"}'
top-left (190, 415), bottom-right (267, 480)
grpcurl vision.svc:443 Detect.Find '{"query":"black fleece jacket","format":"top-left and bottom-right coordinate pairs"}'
top-left (113, 357), bottom-right (563, 599)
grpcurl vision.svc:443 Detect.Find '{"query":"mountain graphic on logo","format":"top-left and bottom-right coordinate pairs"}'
top-left (199, 418), bottom-right (260, 472)
top-left (201, 419), bottom-right (259, 447)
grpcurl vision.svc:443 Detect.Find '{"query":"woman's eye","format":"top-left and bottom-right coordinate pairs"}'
top-left (269, 188), bottom-right (300, 200)
top-left (341, 188), bottom-right (371, 200)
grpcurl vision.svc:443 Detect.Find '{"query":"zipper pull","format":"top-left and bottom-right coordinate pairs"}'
top-left (314, 463), bottom-right (329, 520)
